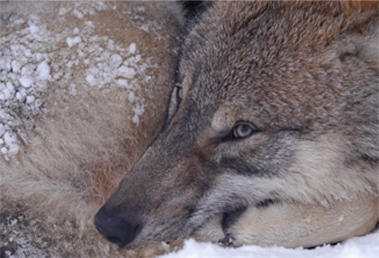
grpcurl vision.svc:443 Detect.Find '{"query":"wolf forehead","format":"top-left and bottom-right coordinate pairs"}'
top-left (176, 1), bottom-right (376, 131)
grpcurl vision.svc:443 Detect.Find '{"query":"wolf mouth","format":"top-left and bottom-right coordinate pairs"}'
top-left (220, 199), bottom-right (279, 232)
top-left (189, 198), bottom-right (280, 246)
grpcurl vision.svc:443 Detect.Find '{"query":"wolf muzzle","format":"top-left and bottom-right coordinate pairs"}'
top-left (94, 207), bottom-right (141, 247)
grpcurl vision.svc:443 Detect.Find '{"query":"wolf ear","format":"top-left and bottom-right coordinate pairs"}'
top-left (167, 1), bottom-right (212, 27)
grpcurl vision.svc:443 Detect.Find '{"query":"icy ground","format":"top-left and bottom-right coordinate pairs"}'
top-left (159, 228), bottom-right (379, 258)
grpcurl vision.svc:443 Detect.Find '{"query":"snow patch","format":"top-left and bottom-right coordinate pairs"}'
top-left (26, 96), bottom-right (36, 104)
top-left (128, 92), bottom-right (135, 103)
top-left (66, 36), bottom-right (82, 47)
top-left (58, 7), bottom-right (69, 16)
top-left (2, 132), bottom-right (19, 155)
top-left (85, 74), bottom-right (97, 86)
top-left (36, 61), bottom-right (51, 80)
top-left (132, 103), bottom-right (145, 125)
top-left (19, 77), bottom-right (33, 88)
top-left (72, 9), bottom-right (84, 19)
top-left (117, 65), bottom-right (136, 79)
top-left (159, 232), bottom-right (379, 258)
top-left (28, 23), bottom-right (39, 34)
top-left (129, 43), bottom-right (137, 54)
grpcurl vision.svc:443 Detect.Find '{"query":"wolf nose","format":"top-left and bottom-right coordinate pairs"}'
top-left (94, 206), bottom-right (141, 247)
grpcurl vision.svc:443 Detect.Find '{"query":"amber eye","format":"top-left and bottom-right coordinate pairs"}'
top-left (233, 124), bottom-right (253, 138)
top-left (220, 123), bottom-right (258, 142)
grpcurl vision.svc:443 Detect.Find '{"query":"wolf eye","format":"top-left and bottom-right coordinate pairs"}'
top-left (233, 124), bottom-right (253, 138)
top-left (221, 123), bottom-right (258, 142)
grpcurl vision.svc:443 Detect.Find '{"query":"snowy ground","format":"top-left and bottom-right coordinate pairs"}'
top-left (159, 228), bottom-right (379, 258)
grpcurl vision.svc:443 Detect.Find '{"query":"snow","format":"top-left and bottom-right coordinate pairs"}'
top-left (129, 42), bottom-right (137, 54)
top-left (159, 230), bottom-right (379, 258)
top-left (11, 61), bottom-right (21, 73)
top-left (66, 36), bottom-right (82, 47)
top-left (19, 77), bottom-right (33, 88)
top-left (28, 23), bottom-right (39, 34)
top-left (0, 82), bottom-right (14, 100)
top-left (73, 27), bottom-right (79, 34)
top-left (2, 132), bottom-right (19, 155)
top-left (36, 61), bottom-right (51, 80)
top-left (117, 65), bottom-right (136, 79)
top-left (26, 96), bottom-right (35, 104)
top-left (72, 9), bottom-right (84, 19)
top-left (128, 92), bottom-right (135, 103)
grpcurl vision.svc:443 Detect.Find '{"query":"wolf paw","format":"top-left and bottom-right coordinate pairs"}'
top-left (218, 234), bottom-right (234, 246)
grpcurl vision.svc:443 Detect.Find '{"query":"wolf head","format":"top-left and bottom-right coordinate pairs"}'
top-left (95, 1), bottom-right (378, 247)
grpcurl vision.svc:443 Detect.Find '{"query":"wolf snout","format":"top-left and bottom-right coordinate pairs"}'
top-left (94, 207), bottom-right (141, 247)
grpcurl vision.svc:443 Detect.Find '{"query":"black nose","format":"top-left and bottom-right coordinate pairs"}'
top-left (94, 206), bottom-right (141, 247)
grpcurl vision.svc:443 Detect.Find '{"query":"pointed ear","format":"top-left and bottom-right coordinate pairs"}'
top-left (167, 1), bottom-right (212, 27)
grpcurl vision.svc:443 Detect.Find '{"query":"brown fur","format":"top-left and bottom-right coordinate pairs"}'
top-left (0, 1), bottom-right (181, 257)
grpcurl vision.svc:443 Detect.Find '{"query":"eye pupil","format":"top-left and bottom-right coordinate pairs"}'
top-left (233, 124), bottom-right (253, 138)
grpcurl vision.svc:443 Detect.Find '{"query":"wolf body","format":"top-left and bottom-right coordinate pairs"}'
top-left (0, 1), bottom-right (180, 257)
top-left (96, 0), bottom-right (379, 249)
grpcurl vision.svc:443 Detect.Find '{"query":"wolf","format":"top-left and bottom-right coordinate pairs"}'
top-left (95, 0), bottom-right (379, 249)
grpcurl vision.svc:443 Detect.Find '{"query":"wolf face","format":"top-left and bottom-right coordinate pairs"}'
top-left (95, 1), bottom-right (378, 248)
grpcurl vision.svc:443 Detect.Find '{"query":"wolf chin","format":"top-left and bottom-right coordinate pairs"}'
top-left (94, 0), bottom-right (379, 249)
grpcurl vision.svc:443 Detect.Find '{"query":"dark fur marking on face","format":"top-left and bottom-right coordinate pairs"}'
top-left (219, 156), bottom-right (262, 175)
top-left (179, 1), bottom-right (214, 24)
top-left (277, 127), bottom-right (305, 134)
top-left (222, 206), bottom-right (247, 232)
top-left (359, 154), bottom-right (378, 164)
top-left (184, 204), bottom-right (197, 219)
top-left (256, 199), bottom-right (280, 208)
top-left (344, 153), bottom-right (378, 170)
